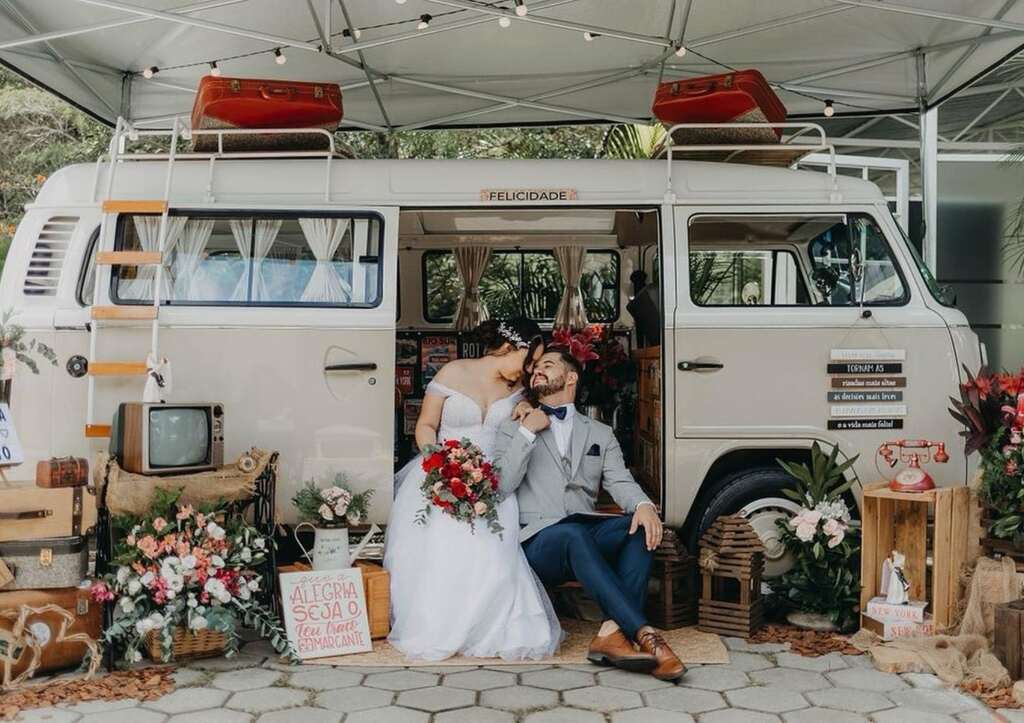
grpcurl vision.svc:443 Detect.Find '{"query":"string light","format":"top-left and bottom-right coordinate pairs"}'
top-left (418, 14), bottom-right (431, 30)
top-left (583, 31), bottom-right (599, 41)
top-left (675, 44), bottom-right (687, 57)
top-left (274, 47), bottom-right (287, 65)
top-left (395, 0), bottom-right (406, 3)
top-left (498, 15), bottom-right (511, 27)
top-left (142, 66), bottom-right (158, 78)
top-left (209, 61), bottom-right (221, 77)
top-left (823, 99), bottom-right (835, 117)
top-left (514, 0), bottom-right (528, 16)
top-left (342, 27), bottom-right (362, 40)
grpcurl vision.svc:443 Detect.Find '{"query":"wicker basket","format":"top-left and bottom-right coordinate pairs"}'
top-left (145, 627), bottom-right (226, 661)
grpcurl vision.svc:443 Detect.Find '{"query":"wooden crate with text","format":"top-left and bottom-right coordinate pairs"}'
top-left (859, 482), bottom-right (971, 632)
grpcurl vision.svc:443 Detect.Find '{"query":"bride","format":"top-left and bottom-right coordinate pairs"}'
top-left (385, 318), bottom-right (563, 661)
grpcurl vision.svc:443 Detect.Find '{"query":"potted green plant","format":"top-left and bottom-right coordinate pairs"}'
top-left (771, 442), bottom-right (861, 632)
top-left (291, 474), bottom-right (373, 570)
top-left (0, 309), bottom-right (57, 403)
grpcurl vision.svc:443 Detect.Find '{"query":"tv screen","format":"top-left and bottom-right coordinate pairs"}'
top-left (148, 408), bottom-right (210, 467)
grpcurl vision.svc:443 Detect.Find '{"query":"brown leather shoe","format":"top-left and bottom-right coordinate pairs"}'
top-left (637, 628), bottom-right (686, 680)
top-left (587, 629), bottom-right (657, 673)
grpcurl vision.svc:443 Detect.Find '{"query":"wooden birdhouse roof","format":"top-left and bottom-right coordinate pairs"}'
top-left (699, 515), bottom-right (766, 557)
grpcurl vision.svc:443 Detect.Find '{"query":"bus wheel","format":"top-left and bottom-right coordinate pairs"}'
top-left (687, 467), bottom-right (801, 579)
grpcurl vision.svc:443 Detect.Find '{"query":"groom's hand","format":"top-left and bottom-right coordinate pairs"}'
top-left (512, 400), bottom-right (534, 421)
top-left (629, 504), bottom-right (663, 551)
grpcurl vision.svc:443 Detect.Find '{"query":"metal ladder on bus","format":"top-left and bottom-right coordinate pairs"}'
top-left (84, 117), bottom-right (182, 439)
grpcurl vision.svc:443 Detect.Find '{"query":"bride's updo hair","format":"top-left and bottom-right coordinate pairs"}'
top-left (474, 318), bottom-right (544, 384)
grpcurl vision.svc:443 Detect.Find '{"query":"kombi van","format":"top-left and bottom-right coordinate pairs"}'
top-left (1, 124), bottom-right (981, 575)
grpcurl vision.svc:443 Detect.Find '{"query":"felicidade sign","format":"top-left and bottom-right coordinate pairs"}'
top-left (279, 568), bottom-right (372, 659)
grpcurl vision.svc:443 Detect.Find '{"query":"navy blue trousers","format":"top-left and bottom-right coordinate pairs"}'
top-left (522, 514), bottom-right (652, 640)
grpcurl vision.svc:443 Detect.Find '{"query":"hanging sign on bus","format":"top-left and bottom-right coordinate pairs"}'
top-left (0, 404), bottom-right (24, 466)
top-left (479, 188), bottom-right (578, 202)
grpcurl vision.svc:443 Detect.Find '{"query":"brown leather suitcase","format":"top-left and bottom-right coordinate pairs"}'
top-left (0, 586), bottom-right (101, 678)
top-left (36, 457), bottom-right (89, 488)
top-left (0, 483), bottom-right (96, 542)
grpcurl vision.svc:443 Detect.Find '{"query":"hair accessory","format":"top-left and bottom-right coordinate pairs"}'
top-left (497, 322), bottom-right (529, 349)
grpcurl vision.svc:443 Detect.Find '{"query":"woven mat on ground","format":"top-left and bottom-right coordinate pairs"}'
top-left (311, 619), bottom-right (727, 667)
top-left (97, 449), bottom-right (272, 516)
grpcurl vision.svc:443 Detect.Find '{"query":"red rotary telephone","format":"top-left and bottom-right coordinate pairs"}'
top-left (877, 439), bottom-right (949, 492)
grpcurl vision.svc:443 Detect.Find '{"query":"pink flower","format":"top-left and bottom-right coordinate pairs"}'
top-left (136, 535), bottom-right (159, 559)
top-left (126, 534), bottom-right (136, 546)
top-left (176, 505), bottom-right (194, 521)
top-left (474, 501), bottom-right (488, 515)
top-left (90, 581), bottom-right (114, 602)
top-left (795, 523), bottom-right (817, 542)
top-left (153, 517), bottom-right (168, 533)
top-left (822, 518), bottom-right (844, 537)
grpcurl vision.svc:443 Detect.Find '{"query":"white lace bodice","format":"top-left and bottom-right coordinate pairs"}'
top-left (427, 380), bottom-right (523, 456)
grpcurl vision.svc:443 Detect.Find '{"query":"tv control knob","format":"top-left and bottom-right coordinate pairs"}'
top-left (66, 355), bottom-right (88, 378)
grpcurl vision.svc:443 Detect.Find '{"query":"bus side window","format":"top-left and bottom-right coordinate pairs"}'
top-left (76, 226), bottom-right (99, 307)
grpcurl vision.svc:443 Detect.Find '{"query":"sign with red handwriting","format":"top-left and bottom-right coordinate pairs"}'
top-left (279, 568), bottom-right (372, 659)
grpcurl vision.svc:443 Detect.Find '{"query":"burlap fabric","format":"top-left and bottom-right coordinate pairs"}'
top-left (95, 449), bottom-right (272, 516)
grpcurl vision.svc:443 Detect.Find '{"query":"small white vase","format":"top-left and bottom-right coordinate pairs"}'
top-left (295, 523), bottom-right (350, 570)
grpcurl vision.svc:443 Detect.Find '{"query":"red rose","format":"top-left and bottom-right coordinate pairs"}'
top-left (444, 439), bottom-right (461, 448)
top-left (482, 462), bottom-right (493, 474)
top-left (443, 463), bottom-right (462, 479)
top-left (491, 478), bottom-right (499, 490)
top-left (451, 480), bottom-right (468, 499)
top-left (422, 452), bottom-right (445, 473)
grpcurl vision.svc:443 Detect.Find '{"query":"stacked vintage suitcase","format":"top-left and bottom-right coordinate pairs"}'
top-left (0, 458), bottom-right (101, 681)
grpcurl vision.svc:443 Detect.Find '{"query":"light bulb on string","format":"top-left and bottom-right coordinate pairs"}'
top-left (498, 15), bottom-right (511, 27)
top-left (396, 0), bottom-right (406, 3)
top-left (418, 14), bottom-right (431, 30)
top-left (142, 66), bottom-right (158, 78)
top-left (823, 99), bottom-right (835, 117)
top-left (209, 61), bottom-right (222, 77)
top-left (514, 0), bottom-right (528, 16)
top-left (274, 47), bottom-right (287, 65)
top-left (583, 31), bottom-right (599, 41)
top-left (342, 27), bottom-right (362, 40)
top-left (675, 44), bottom-right (687, 57)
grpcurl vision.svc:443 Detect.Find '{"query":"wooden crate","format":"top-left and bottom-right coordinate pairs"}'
top-left (278, 561), bottom-right (390, 640)
top-left (994, 599), bottom-right (1024, 680)
top-left (860, 482), bottom-right (971, 631)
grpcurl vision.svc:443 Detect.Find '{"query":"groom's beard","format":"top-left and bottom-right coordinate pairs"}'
top-left (531, 373), bottom-right (566, 397)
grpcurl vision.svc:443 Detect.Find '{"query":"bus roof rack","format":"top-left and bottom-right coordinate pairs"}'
top-left (659, 122), bottom-right (838, 203)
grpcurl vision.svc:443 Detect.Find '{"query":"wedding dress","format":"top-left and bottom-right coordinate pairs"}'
top-left (384, 380), bottom-right (563, 660)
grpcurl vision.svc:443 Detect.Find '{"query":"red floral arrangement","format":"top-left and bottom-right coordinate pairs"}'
top-left (417, 438), bottom-right (503, 536)
top-left (553, 324), bottom-right (636, 411)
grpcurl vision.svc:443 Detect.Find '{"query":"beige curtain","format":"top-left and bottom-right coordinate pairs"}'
top-left (553, 245), bottom-right (589, 330)
top-left (454, 245), bottom-right (492, 330)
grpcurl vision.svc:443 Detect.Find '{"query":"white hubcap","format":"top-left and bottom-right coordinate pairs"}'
top-left (737, 497), bottom-right (801, 579)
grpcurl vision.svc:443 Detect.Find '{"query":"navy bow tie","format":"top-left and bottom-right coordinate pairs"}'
top-left (540, 404), bottom-right (568, 420)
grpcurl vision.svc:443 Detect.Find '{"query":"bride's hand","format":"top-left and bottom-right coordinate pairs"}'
top-left (512, 400), bottom-right (534, 421)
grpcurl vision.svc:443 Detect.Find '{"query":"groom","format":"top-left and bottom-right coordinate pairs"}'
top-left (492, 348), bottom-right (686, 681)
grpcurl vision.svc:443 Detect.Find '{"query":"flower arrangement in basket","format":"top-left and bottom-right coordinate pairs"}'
top-left (291, 474), bottom-right (374, 528)
top-left (90, 489), bottom-right (294, 664)
top-left (770, 442), bottom-right (862, 631)
top-left (552, 324), bottom-right (636, 414)
top-left (417, 438), bottom-right (503, 536)
top-left (949, 365), bottom-right (1024, 540)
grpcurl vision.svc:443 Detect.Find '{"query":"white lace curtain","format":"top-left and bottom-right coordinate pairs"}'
top-left (171, 219), bottom-right (216, 300)
top-left (298, 217), bottom-right (352, 303)
top-left (553, 245), bottom-right (589, 330)
top-left (123, 215), bottom-right (187, 299)
top-left (229, 219), bottom-right (282, 302)
top-left (453, 245), bottom-right (492, 330)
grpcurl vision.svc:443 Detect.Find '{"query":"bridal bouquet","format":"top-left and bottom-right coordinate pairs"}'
top-left (416, 438), bottom-right (504, 536)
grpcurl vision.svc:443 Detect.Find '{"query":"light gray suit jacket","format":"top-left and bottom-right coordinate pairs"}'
top-left (491, 413), bottom-right (652, 542)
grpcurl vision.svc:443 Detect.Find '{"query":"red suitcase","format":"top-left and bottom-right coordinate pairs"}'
top-left (653, 69), bottom-right (786, 144)
top-left (190, 75), bottom-right (343, 151)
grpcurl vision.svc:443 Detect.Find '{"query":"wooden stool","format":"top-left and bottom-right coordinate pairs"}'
top-left (697, 515), bottom-right (765, 639)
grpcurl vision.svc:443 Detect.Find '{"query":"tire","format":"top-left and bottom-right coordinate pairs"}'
top-left (685, 466), bottom-right (802, 579)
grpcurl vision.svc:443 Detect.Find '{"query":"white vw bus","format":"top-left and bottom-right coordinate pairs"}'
top-left (1, 124), bottom-right (981, 572)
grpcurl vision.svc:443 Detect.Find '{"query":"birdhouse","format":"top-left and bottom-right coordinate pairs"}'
top-left (697, 515), bottom-right (765, 639)
top-left (645, 528), bottom-right (697, 629)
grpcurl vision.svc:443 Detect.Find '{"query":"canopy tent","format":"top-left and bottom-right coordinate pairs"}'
top-left (1, 0), bottom-right (1023, 132)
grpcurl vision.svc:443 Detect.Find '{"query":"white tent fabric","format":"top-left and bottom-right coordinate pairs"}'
top-left (0, 1), bottom-right (1022, 131)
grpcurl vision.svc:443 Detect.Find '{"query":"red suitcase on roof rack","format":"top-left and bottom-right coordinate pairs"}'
top-left (653, 69), bottom-right (786, 144)
top-left (190, 75), bottom-right (343, 151)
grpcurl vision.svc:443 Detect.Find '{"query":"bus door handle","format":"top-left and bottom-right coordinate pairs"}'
top-left (325, 362), bottom-right (378, 372)
top-left (678, 359), bottom-right (724, 372)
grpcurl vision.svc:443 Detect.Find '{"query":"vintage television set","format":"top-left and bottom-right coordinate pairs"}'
top-left (110, 402), bottom-right (224, 475)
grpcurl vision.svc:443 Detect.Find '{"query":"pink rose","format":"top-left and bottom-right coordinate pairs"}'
top-left (474, 501), bottom-right (488, 515)
top-left (795, 523), bottom-right (817, 542)
top-left (827, 529), bottom-right (845, 547)
top-left (153, 517), bottom-right (168, 533)
top-left (822, 518), bottom-right (844, 537)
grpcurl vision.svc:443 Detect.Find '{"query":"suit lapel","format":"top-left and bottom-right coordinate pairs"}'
top-left (569, 414), bottom-right (590, 478)
top-left (538, 428), bottom-right (565, 478)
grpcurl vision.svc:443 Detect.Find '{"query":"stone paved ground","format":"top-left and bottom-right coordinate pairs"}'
top-left (14, 636), bottom-right (1015, 722)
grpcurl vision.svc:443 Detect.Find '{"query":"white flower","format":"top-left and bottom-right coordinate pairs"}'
top-left (253, 537), bottom-right (266, 551)
top-left (181, 555), bottom-right (197, 570)
top-left (333, 500), bottom-right (350, 517)
top-left (210, 555), bottom-right (225, 569)
top-left (119, 597), bottom-right (135, 614)
top-left (814, 499), bottom-right (851, 524)
top-left (140, 571), bottom-right (155, 587)
top-left (795, 522), bottom-right (817, 542)
top-left (247, 579), bottom-right (260, 592)
top-left (205, 521), bottom-right (226, 540)
top-left (149, 612), bottom-right (165, 628)
top-left (127, 579), bottom-right (142, 595)
top-left (318, 504), bottom-right (334, 521)
top-left (187, 595), bottom-right (198, 609)
top-left (116, 566), bottom-right (130, 585)
top-left (204, 578), bottom-right (231, 604)
top-left (129, 649), bottom-right (143, 663)
top-left (346, 511), bottom-right (362, 526)
top-left (238, 585), bottom-right (251, 601)
top-left (240, 547), bottom-right (252, 563)
top-left (189, 615), bottom-right (209, 631)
